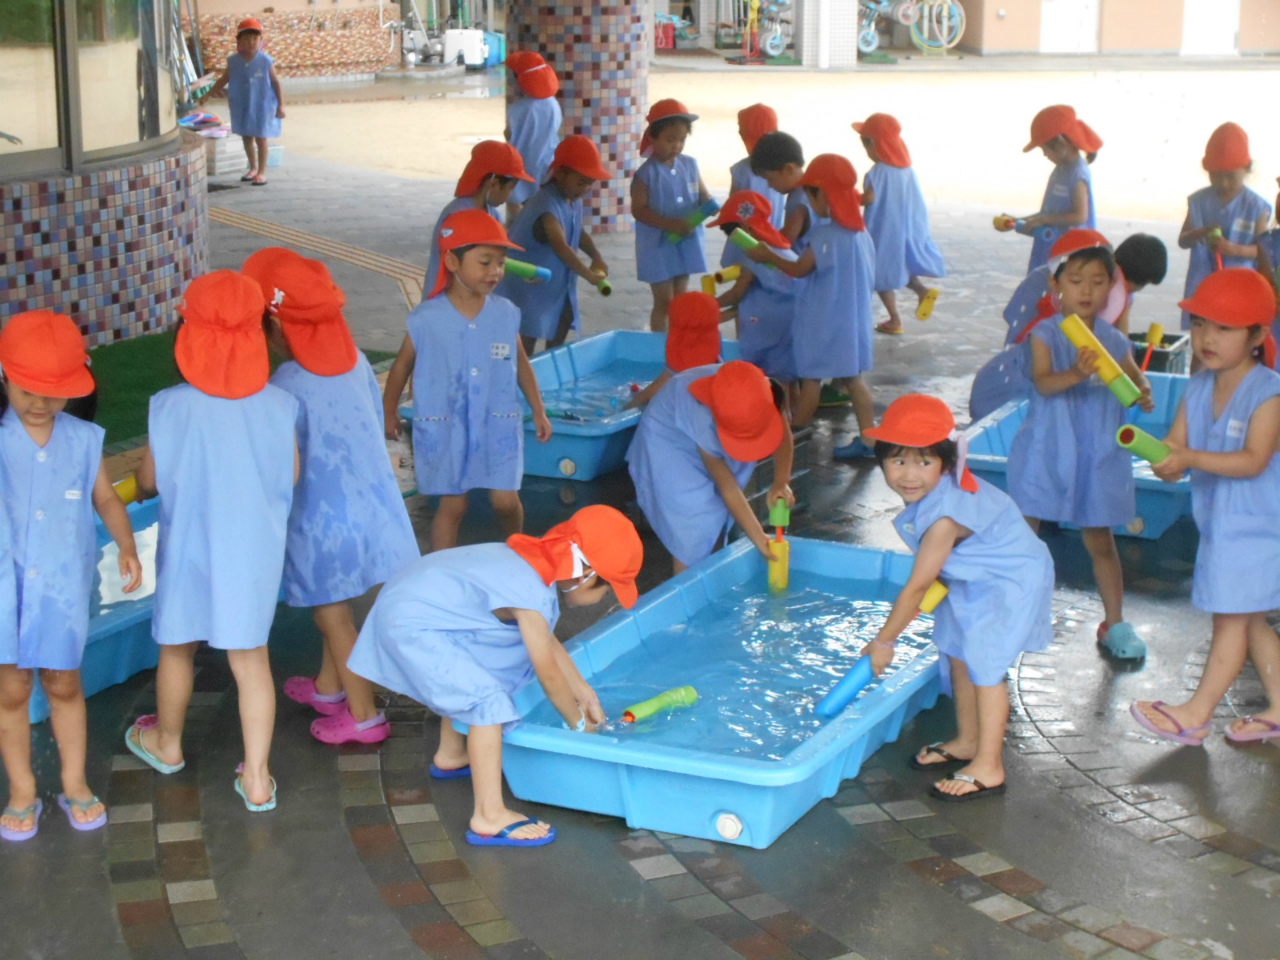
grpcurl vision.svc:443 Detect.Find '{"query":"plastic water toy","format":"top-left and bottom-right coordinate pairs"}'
top-left (1059, 313), bottom-right (1142, 407)
top-left (1116, 425), bottom-right (1170, 464)
top-left (727, 228), bottom-right (777, 270)
top-left (596, 276), bottom-right (612, 296)
top-left (1207, 226), bottom-right (1224, 270)
top-left (1140, 323), bottom-right (1164, 373)
top-left (814, 579), bottom-right (949, 719)
top-left (701, 275), bottom-right (717, 296)
top-left (113, 475), bottom-right (139, 504)
top-left (505, 259), bottom-right (552, 283)
top-left (767, 499), bottom-right (791, 593)
top-left (666, 198), bottom-right (720, 243)
top-left (714, 264), bottom-right (741, 285)
top-left (622, 685), bottom-right (698, 723)
top-left (992, 215), bottom-right (1053, 241)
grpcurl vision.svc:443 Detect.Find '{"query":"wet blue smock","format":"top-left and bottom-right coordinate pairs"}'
top-left (0, 409), bottom-right (102, 669)
top-left (496, 181), bottom-right (581, 342)
top-left (627, 365), bottom-right (756, 567)
top-left (422, 197), bottom-right (501, 301)
top-left (1180, 186), bottom-right (1271, 329)
top-left (894, 473), bottom-right (1054, 685)
top-left (633, 154), bottom-right (708, 283)
top-left (1006, 316), bottom-right (1135, 528)
top-left (720, 241), bottom-right (798, 382)
top-left (227, 52), bottom-right (281, 139)
top-left (863, 163), bottom-right (946, 291)
top-left (149, 384), bottom-right (297, 650)
top-left (506, 96), bottom-right (562, 206)
top-left (791, 222), bottom-right (876, 381)
top-left (1185, 365), bottom-right (1280, 613)
top-left (269, 354), bottom-right (419, 608)
top-left (1025, 157), bottom-right (1094, 274)
top-left (348, 543), bottom-right (559, 731)
top-left (407, 293), bottom-right (523, 495)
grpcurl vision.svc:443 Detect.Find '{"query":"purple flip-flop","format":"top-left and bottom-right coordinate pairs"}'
top-left (428, 762), bottom-right (472, 780)
top-left (466, 819), bottom-right (555, 847)
top-left (1224, 716), bottom-right (1280, 744)
top-left (58, 794), bottom-right (107, 832)
top-left (1130, 701), bottom-right (1209, 746)
top-left (0, 798), bottom-right (42, 842)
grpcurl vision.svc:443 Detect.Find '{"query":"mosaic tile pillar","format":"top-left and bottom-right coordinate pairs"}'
top-left (506, 2), bottom-right (651, 233)
top-left (0, 132), bottom-right (208, 347)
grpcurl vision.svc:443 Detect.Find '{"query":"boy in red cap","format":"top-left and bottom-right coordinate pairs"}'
top-left (632, 99), bottom-right (712, 333)
top-left (1135, 269), bottom-right (1280, 746)
top-left (1178, 123), bottom-right (1272, 331)
top-left (504, 52), bottom-right (563, 223)
top-left (861, 394), bottom-right (1053, 800)
top-left (996, 105), bottom-right (1101, 274)
top-left (204, 18), bottom-right (284, 186)
top-left (0, 311), bottom-right (142, 840)
top-left (384, 209), bottom-right (552, 552)
top-left (854, 113), bottom-right (945, 335)
top-left (498, 134), bottom-right (611, 354)
top-left (348, 506), bottom-right (643, 845)
top-left (627, 360), bottom-right (794, 575)
top-left (242, 248), bottom-right (420, 746)
top-left (423, 141), bottom-right (535, 301)
top-left (742, 154), bottom-right (877, 446)
top-left (726, 105), bottom-right (786, 246)
top-left (624, 290), bottom-right (725, 409)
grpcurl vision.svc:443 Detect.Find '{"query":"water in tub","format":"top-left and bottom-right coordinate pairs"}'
top-left (534, 359), bottom-right (659, 422)
top-left (525, 571), bottom-right (937, 761)
top-left (91, 520), bottom-right (159, 616)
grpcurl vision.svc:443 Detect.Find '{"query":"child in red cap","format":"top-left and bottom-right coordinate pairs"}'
top-left (204, 18), bottom-right (284, 186)
top-left (996, 105), bottom-right (1101, 274)
top-left (423, 141), bottom-right (536, 301)
top-left (504, 52), bottom-right (563, 222)
top-left (127, 271), bottom-right (300, 812)
top-left (743, 154), bottom-right (877, 444)
top-left (624, 290), bottom-right (725, 409)
top-left (0, 311), bottom-right (142, 840)
top-left (726, 105), bottom-right (786, 245)
top-left (632, 99), bottom-right (712, 333)
top-left (862, 394), bottom-right (1053, 800)
top-left (627, 360), bottom-right (794, 575)
top-left (854, 113), bottom-right (945, 335)
top-left (498, 134), bottom-right (611, 354)
top-left (1178, 123), bottom-right (1272, 331)
top-left (242, 248), bottom-right (420, 746)
top-left (348, 506), bottom-right (643, 844)
top-left (384, 209), bottom-right (552, 553)
top-left (1134, 269), bottom-right (1280, 746)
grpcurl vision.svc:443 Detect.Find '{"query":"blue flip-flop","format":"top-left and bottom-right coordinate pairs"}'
top-left (466, 818), bottom-right (556, 847)
top-left (124, 717), bottom-right (185, 775)
top-left (58, 794), bottom-right (107, 832)
top-left (428, 762), bottom-right (472, 780)
top-left (234, 768), bottom-right (278, 813)
top-left (1, 799), bottom-right (42, 842)
top-left (833, 437), bottom-right (877, 460)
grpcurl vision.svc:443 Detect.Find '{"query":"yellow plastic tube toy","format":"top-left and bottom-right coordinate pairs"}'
top-left (767, 499), bottom-right (790, 593)
top-left (1059, 314), bottom-right (1142, 407)
top-left (113, 475), bottom-right (139, 504)
top-left (714, 264), bottom-right (741, 285)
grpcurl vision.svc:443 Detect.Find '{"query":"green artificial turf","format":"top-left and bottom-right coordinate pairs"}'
top-left (88, 330), bottom-right (398, 446)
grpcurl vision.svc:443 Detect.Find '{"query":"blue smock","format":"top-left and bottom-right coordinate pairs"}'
top-left (422, 196), bottom-right (501, 301)
top-left (0, 476), bottom-right (16, 663)
top-left (506, 96), bottom-right (562, 205)
top-left (227, 52), bottom-right (281, 140)
top-left (633, 154), bottom-right (708, 283)
top-left (864, 164), bottom-right (946, 291)
top-left (1185, 366), bottom-right (1280, 614)
top-left (348, 543), bottom-right (559, 731)
top-left (791, 222), bottom-right (876, 381)
top-left (1006, 316), bottom-right (1135, 528)
top-left (149, 384), bottom-right (297, 650)
top-left (0, 409), bottom-right (102, 670)
top-left (784, 189), bottom-right (825, 256)
top-left (1026, 157), bottom-right (1094, 274)
top-left (968, 343), bottom-right (1032, 422)
top-left (269, 355), bottom-right (419, 608)
top-left (408, 293), bottom-right (523, 495)
top-left (720, 158), bottom-right (786, 268)
top-left (720, 241), bottom-right (798, 382)
top-left (894, 473), bottom-right (1054, 686)
top-left (627, 365), bottom-right (756, 567)
top-left (1180, 186), bottom-right (1271, 329)
top-left (497, 181), bottom-right (581, 342)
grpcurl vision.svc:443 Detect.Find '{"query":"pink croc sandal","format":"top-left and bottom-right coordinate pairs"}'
top-left (283, 676), bottom-right (347, 716)
top-left (310, 710), bottom-right (389, 745)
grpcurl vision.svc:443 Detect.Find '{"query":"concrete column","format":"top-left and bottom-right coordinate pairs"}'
top-left (506, 1), bottom-right (652, 233)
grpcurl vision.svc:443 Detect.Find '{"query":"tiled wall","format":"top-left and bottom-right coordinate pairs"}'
top-left (506, 3), bottom-right (651, 233)
top-left (193, 9), bottom-right (400, 79)
top-left (0, 133), bottom-right (209, 347)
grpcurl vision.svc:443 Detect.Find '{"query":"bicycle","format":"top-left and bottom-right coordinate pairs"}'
top-left (858, 0), bottom-right (915, 54)
top-left (909, 0), bottom-right (965, 51)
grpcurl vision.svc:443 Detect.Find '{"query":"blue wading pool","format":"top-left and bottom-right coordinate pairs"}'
top-left (497, 537), bottom-right (943, 849)
top-left (964, 371), bottom-right (1190, 540)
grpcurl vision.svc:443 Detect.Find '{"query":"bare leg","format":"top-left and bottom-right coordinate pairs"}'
top-left (254, 137), bottom-right (269, 178)
top-left (840, 376), bottom-right (875, 435)
top-left (430, 493), bottom-right (469, 553)
top-left (791, 379), bottom-right (822, 428)
top-left (649, 279), bottom-right (676, 333)
top-left (134, 642), bottom-right (198, 769)
top-left (1234, 614), bottom-right (1280, 736)
top-left (876, 290), bottom-right (902, 334)
top-left (434, 718), bottom-right (470, 771)
top-left (546, 301), bottom-right (575, 350)
top-left (40, 669), bottom-right (104, 823)
top-left (488, 489), bottom-right (524, 538)
top-left (913, 656), bottom-right (977, 766)
top-left (314, 644), bottom-right (341, 698)
top-left (1135, 613), bottom-right (1249, 735)
top-left (468, 723), bottom-right (551, 839)
top-left (241, 135), bottom-right (257, 172)
top-left (907, 276), bottom-right (931, 300)
top-left (314, 602), bottom-right (376, 723)
top-left (934, 675), bottom-right (1009, 797)
top-left (227, 645), bottom-right (275, 806)
top-left (0, 666), bottom-right (37, 834)
top-left (1081, 527), bottom-right (1124, 628)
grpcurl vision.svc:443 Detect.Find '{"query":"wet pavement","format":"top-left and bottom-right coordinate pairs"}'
top-left (3, 142), bottom-right (1279, 960)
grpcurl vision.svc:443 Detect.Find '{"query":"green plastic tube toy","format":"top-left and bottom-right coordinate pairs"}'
top-left (1116, 425), bottom-right (1170, 464)
top-left (1059, 314), bottom-right (1142, 408)
top-left (665, 199), bottom-right (720, 243)
top-left (622, 686), bottom-right (698, 723)
top-left (505, 259), bottom-right (552, 283)
top-left (728, 228), bottom-right (777, 269)
top-left (596, 276), bottom-right (612, 296)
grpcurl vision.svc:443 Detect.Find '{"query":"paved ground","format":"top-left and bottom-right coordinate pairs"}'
top-left (5, 63), bottom-right (1280, 960)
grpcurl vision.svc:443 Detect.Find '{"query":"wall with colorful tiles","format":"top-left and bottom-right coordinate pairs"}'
top-left (0, 133), bottom-right (209, 347)
top-left (193, 9), bottom-right (400, 79)
top-left (506, 3), bottom-right (651, 233)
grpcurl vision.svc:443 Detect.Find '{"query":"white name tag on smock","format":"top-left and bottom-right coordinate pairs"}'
top-left (65, 490), bottom-right (82, 500)
top-left (490, 342), bottom-right (511, 360)
top-left (1226, 419), bottom-right (1246, 440)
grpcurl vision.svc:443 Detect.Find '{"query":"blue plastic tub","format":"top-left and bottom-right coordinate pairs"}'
top-left (498, 537), bottom-right (942, 849)
top-left (964, 371), bottom-right (1190, 539)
